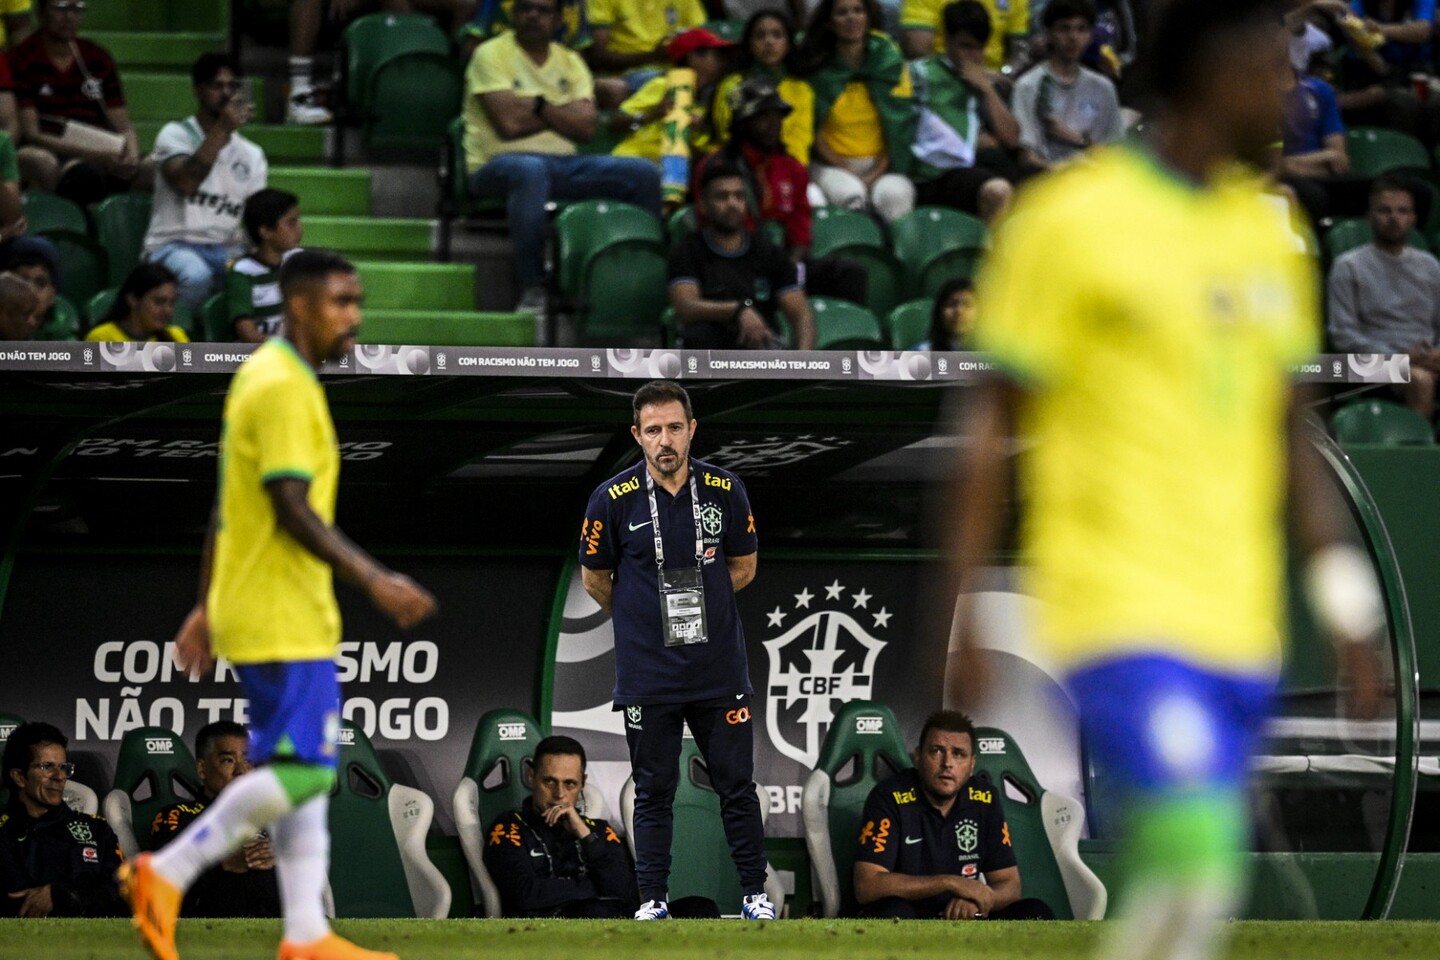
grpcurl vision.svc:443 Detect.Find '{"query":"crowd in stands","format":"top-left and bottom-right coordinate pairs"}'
top-left (0, 0), bottom-right (1438, 427)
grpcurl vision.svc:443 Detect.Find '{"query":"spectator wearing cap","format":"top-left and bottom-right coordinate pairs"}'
top-left (588, 0), bottom-right (707, 94)
top-left (712, 11), bottom-right (817, 169)
top-left (696, 79), bottom-right (868, 304)
top-left (797, 0), bottom-right (917, 225)
top-left (464, 0), bottom-right (661, 317)
top-left (611, 29), bottom-right (736, 168)
top-left (909, 0), bottom-right (1019, 224)
top-left (12, 0), bottom-right (144, 207)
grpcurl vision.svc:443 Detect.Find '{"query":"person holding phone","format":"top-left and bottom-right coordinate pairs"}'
top-left (143, 52), bottom-right (268, 314)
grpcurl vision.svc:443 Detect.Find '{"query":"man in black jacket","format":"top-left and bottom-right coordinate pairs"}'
top-left (1, 721), bottom-right (125, 918)
top-left (483, 735), bottom-right (638, 918)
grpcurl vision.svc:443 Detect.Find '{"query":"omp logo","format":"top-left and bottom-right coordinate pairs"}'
top-left (337, 728), bottom-right (356, 746)
top-left (0, 724), bottom-right (14, 743)
top-left (763, 579), bottom-right (892, 766)
top-left (608, 477), bottom-right (640, 499)
top-left (497, 723), bottom-right (527, 741)
top-left (978, 738), bottom-right (1005, 755)
top-left (725, 707), bottom-right (751, 725)
top-left (855, 716), bottom-right (884, 735)
top-left (145, 739), bottom-right (174, 755)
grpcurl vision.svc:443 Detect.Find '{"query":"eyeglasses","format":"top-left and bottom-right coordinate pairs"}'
top-left (30, 761), bottom-right (75, 777)
top-left (50, 1), bottom-right (87, 13)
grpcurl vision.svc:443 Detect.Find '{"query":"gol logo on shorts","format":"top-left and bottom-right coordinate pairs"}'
top-left (725, 707), bottom-right (751, 725)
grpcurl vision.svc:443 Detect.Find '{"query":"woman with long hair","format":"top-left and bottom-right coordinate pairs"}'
top-left (84, 262), bottom-right (189, 343)
top-left (797, 0), bottom-right (916, 224)
top-left (713, 11), bottom-right (817, 166)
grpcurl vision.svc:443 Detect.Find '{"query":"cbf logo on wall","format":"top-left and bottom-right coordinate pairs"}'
top-left (762, 579), bottom-right (891, 766)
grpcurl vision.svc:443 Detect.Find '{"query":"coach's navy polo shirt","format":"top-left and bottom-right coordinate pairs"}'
top-left (580, 457), bottom-right (758, 705)
top-left (854, 768), bottom-right (1017, 915)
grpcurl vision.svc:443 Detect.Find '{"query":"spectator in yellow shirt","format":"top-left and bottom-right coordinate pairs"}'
top-left (712, 11), bottom-right (817, 168)
top-left (588, 0), bottom-right (707, 92)
top-left (84, 263), bottom-right (190, 343)
top-left (901, 0), bottom-right (1029, 72)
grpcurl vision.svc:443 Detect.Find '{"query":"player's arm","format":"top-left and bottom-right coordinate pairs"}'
top-left (778, 288), bottom-right (816, 350)
top-left (173, 507), bottom-right (219, 676)
top-left (727, 553), bottom-right (756, 592)
top-left (979, 864), bottom-right (1020, 912)
top-left (1285, 386), bottom-right (1384, 718)
top-left (854, 860), bottom-right (972, 905)
top-left (266, 477), bottom-right (437, 628)
top-left (932, 378), bottom-right (1021, 703)
top-left (581, 566), bottom-right (615, 612)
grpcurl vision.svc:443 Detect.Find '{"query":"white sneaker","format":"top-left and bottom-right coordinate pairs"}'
top-left (634, 899), bottom-right (669, 920)
top-left (741, 893), bottom-right (776, 920)
top-left (286, 91), bottom-right (332, 126)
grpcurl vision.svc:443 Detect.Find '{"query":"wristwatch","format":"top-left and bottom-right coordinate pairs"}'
top-left (733, 298), bottom-right (756, 322)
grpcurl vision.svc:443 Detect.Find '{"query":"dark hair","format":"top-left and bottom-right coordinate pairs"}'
top-left (632, 380), bottom-right (693, 426)
top-left (195, 720), bottom-right (247, 761)
top-left (1042, 0), bottom-right (1095, 30)
top-left (279, 248), bottom-right (355, 300)
top-left (191, 52), bottom-right (242, 88)
top-left (1370, 174), bottom-right (1417, 208)
top-left (3, 249), bottom-right (56, 279)
top-left (3, 721), bottom-right (67, 806)
top-left (736, 9), bottom-right (798, 73)
top-left (928, 277), bottom-right (972, 351)
top-left (533, 735), bottom-right (587, 771)
top-left (943, 0), bottom-right (992, 45)
top-left (698, 156), bottom-right (746, 195)
top-left (1140, 0), bottom-right (1285, 105)
top-left (796, 0), bottom-right (887, 75)
top-left (243, 188), bottom-right (301, 247)
top-left (917, 710), bottom-right (976, 751)
top-left (104, 262), bottom-right (178, 330)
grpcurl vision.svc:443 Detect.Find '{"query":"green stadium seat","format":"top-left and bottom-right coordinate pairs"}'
top-left (801, 701), bottom-right (912, 918)
top-left (575, 240), bottom-right (669, 343)
top-left (357, 309), bottom-right (533, 347)
top-left (702, 17), bottom-right (745, 41)
top-left (23, 191), bottom-right (87, 235)
top-left (354, 261), bottom-right (474, 311)
top-left (47, 232), bottom-right (109, 310)
top-left (1346, 126), bottom-right (1431, 178)
top-left (971, 726), bottom-right (1107, 920)
top-left (101, 726), bottom-right (201, 859)
top-left (666, 204), bottom-right (696, 242)
top-left (1323, 217), bottom-right (1428, 265)
top-left (811, 206), bottom-right (884, 259)
top-left (35, 295), bottom-right (82, 341)
top-left (269, 167), bottom-right (372, 216)
top-left (338, 14), bottom-right (460, 154)
top-left (885, 298), bottom-right (932, 351)
top-left (890, 206), bottom-right (987, 296)
top-left (1330, 400), bottom-right (1435, 445)
top-left (619, 737), bottom-right (785, 915)
top-left (88, 32), bottom-right (225, 72)
top-left (452, 708), bottom-right (545, 918)
top-left (811, 297), bottom-right (885, 349)
top-left (341, 13), bottom-right (451, 110)
top-left (84, 0), bottom-right (228, 32)
top-left (92, 193), bottom-right (154, 287)
top-left (329, 721), bottom-right (451, 918)
top-left (302, 216), bottom-right (433, 261)
top-left (553, 199), bottom-right (663, 298)
top-left (201, 292), bottom-right (230, 341)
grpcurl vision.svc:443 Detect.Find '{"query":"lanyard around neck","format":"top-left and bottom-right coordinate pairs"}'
top-left (644, 463), bottom-right (703, 570)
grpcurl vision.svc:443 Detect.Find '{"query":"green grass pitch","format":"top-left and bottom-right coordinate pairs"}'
top-left (1, 919), bottom-right (1437, 959)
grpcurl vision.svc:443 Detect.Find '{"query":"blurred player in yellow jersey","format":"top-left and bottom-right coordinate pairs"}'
top-left (119, 250), bottom-right (437, 960)
top-left (944, 2), bottom-right (1385, 959)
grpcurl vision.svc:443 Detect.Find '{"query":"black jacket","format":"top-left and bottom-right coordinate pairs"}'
top-left (150, 798), bottom-right (281, 918)
top-left (0, 802), bottom-right (125, 917)
top-left (481, 799), bottom-right (638, 917)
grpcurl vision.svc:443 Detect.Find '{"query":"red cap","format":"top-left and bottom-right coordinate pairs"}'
top-left (667, 28), bottom-right (736, 64)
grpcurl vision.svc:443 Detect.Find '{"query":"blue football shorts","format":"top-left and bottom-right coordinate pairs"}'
top-left (235, 659), bottom-right (341, 768)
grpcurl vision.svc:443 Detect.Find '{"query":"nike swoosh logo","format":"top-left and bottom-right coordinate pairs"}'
top-left (629, 520), bottom-right (652, 531)
top-left (529, 849), bottom-right (546, 857)
top-left (904, 836), bottom-right (921, 844)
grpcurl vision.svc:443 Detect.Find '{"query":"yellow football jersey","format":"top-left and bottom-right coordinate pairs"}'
top-left (207, 338), bottom-right (341, 664)
top-left (973, 145), bottom-right (1319, 673)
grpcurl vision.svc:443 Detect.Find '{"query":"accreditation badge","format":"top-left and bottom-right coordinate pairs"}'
top-left (659, 566), bottom-right (708, 646)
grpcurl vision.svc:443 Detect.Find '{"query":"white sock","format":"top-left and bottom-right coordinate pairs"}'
top-left (288, 55), bottom-right (314, 98)
top-left (272, 794), bottom-right (332, 944)
top-left (151, 767), bottom-right (293, 891)
top-left (1098, 873), bottom-right (1241, 960)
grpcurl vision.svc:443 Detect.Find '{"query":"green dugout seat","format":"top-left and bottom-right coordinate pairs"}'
top-left (619, 736), bottom-right (785, 916)
top-left (101, 726), bottom-right (201, 859)
top-left (330, 721), bottom-right (451, 918)
top-left (811, 297), bottom-right (886, 350)
top-left (890, 206), bottom-right (986, 296)
top-left (269, 168), bottom-right (372, 217)
top-left (452, 708), bottom-right (544, 917)
top-left (0, 712), bottom-right (23, 810)
top-left (886, 298), bottom-right (932, 351)
top-left (92, 193), bottom-right (153, 287)
top-left (357, 309), bottom-right (532, 347)
top-left (1331, 399), bottom-right (1435, 445)
top-left (801, 700), bottom-right (912, 918)
top-left (302, 216), bottom-right (433, 261)
top-left (354, 261), bottom-right (475, 311)
top-left (972, 726), bottom-right (1107, 920)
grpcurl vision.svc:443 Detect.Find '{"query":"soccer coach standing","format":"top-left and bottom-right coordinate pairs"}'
top-left (579, 380), bottom-right (775, 922)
